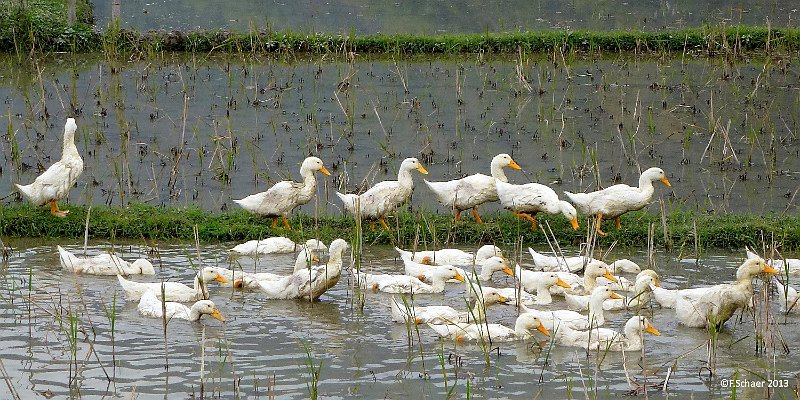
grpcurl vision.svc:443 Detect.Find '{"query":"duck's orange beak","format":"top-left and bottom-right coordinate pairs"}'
top-left (537, 324), bottom-right (551, 337)
top-left (215, 274), bottom-right (229, 284)
top-left (453, 272), bottom-right (466, 283)
top-left (763, 265), bottom-right (779, 274)
top-left (497, 295), bottom-right (509, 303)
top-left (603, 272), bottom-right (618, 282)
top-left (570, 218), bottom-right (579, 230)
top-left (319, 165), bottom-right (331, 176)
top-left (502, 265), bottom-right (515, 277)
top-left (609, 291), bottom-right (623, 300)
top-left (416, 164), bottom-right (429, 175)
top-left (211, 308), bottom-right (225, 322)
top-left (645, 324), bottom-right (661, 336)
top-left (661, 177), bottom-right (671, 187)
top-left (556, 278), bottom-right (571, 289)
top-left (508, 159), bottom-right (522, 170)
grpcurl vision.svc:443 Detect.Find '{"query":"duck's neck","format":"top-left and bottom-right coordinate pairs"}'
top-left (188, 304), bottom-right (203, 321)
top-left (428, 277), bottom-right (447, 292)
top-left (466, 299), bottom-right (488, 323)
top-left (294, 250), bottom-right (314, 271)
top-left (327, 246), bottom-right (346, 269)
top-left (588, 298), bottom-right (606, 326)
top-left (583, 272), bottom-right (599, 291)
top-left (490, 161), bottom-right (508, 182)
top-left (636, 172), bottom-right (656, 197)
top-left (534, 282), bottom-right (554, 304)
top-left (623, 325), bottom-right (644, 351)
top-left (397, 167), bottom-right (415, 189)
top-left (479, 265), bottom-right (496, 281)
top-left (62, 128), bottom-right (80, 159)
top-left (194, 275), bottom-right (210, 300)
top-left (298, 166), bottom-right (318, 197)
top-left (513, 317), bottom-right (533, 339)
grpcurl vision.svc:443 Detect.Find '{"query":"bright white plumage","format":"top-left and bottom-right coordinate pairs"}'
top-left (15, 118), bottom-right (83, 217)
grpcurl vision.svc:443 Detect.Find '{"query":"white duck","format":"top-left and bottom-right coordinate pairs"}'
top-left (773, 278), bottom-right (800, 313)
top-left (495, 179), bottom-right (579, 231)
top-left (745, 247), bottom-right (800, 276)
top-left (674, 258), bottom-right (777, 328)
top-left (137, 291), bottom-right (225, 323)
top-left (390, 290), bottom-right (508, 325)
top-left (566, 274), bottom-right (657, 311)
top-left (356, 266), bottom-right (464, 294)
top-left (219, 250), bottom-right (322, 288)
top-left (554, 316), bottom-right (661, 351)
top-left (234, 157), bottom-right (330, 230)
top-left (15, 118), bottom-right (83, 217)
top-left (564, 167), bottom-right (671, 235)
top-left (464, 278), bottom-right (537, 306)
top-left (528, 247), bottom-right (595, 273)
top-left (427, 313), bottom-right (550, 343)
top-left (521, 304), bottom-right (593, 331)
top-left (518, 260), bottom-right (617, 296)
top-left (336, 157), bottom-right (428, 230)
top-left (394, 244), bottom-right (502, 266)
top-left (229, 237), bottom-right (326, 256)
top-left (117, 267), bottom-right (229, 302)
top-left (564, 286), bottom-right (621, 326)
top-left (424, 153), bottom-right (521, 223)
top-left (255, 239), bottom-right (349, 300)
top-left (58, 245), bottom-right (154, 276)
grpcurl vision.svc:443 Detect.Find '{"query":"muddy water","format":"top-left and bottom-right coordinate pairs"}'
top-left (0, 239), bottom-right (797, 399)
top-left (0, 54), bottom-right (798, 216)
top-left (89, 0), bottom-right (799, 34)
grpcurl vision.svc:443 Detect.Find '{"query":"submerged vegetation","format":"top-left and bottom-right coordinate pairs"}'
top-left (0, 203), bottom-right (797, 250)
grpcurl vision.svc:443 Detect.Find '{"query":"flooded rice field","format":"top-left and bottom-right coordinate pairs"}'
top-left (89, 0), bottom-right (800, 34)
top-left (0, 53), bottom-right (798, 215)
top-left (0, 240), bottom-right (797, 399)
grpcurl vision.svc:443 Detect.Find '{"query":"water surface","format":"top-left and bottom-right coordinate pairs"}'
top-left (0, 239), bottom-right (797, 398)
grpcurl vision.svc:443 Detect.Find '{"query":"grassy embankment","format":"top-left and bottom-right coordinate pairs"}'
top-left (0, 203), bottom-right (797, 250)
top-left (0, 1), bottom-right (798, 55)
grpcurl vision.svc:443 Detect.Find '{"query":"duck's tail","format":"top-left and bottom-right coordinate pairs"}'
top-left (335, 191), bottom-right (359, 214)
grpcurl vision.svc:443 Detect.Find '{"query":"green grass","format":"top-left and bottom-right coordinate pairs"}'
top-left (0, 203), bottom-right (798, 249)
top-left (0, 2), bottom-right (798, 57)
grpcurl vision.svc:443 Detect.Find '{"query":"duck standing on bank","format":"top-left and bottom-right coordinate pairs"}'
top-left (15, 118), bottom-right (84, 217)
top-left (336, 157), bottom-right (428, 231)
top-left (424, 153), bottom-right (521, 223)
top-left (234, 156), bottom-right (331, 230)
top-left (564, 167), bottom-right (671, 235)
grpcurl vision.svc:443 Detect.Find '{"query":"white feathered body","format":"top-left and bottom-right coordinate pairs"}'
top-left (16, 118), bottom-right (83, 206)
top-left (425, 173), bottom-right (498, 211)
top-left (58, 245), bottom-right (154, 275)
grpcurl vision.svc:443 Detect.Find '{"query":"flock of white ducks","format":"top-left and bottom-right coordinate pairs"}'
top-left (13, 119), bottom-right (788, 354)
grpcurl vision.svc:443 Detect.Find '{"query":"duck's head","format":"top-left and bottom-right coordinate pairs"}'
top-left (483, 289), bottom-right (509, 305)
top-left (433, 266), bottom-right (465, 282)
top-left (643, 167), bottom-right (671, 187)
top-left (133, 259), bottom-right (156, 275)
top-left (327, 239), bottom-right (349, 258)
top-left (302, 156), bottom-right (331, 176)
top-left (193, 300), bottom-right (225, 322)
top-left (519, 314), bottom-right (550, 337)
top-left (544, 272), bottom-right (572, 289)
top-left (592, 285), bottom-right (622, 301)
top-left (401, 157), bottom-right (428, 175)
top-left (627, 315), bottom-right (660, 336)
top-left (559, 201), bottom-right (580, 230)
top-left (586, 261), bottom-right (617, 282)
top-left (736, 257), bottom-right (778, 280)
top-left (475, 245), bottom-right (503, 263)
top-left (482, 256), bottom-right (513, 277)
top-left (200, 267), bottom-right (229, 284)
top-left (492, 153), bottom-right (522, 170)
top-left (638, 269), bottom-right (660, 286)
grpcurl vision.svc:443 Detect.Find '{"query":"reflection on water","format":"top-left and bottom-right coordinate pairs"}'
top-left (88, 0), bottom-right (799, 34)
top-left (0, 239), bottom-right (798, 398)
top-left (1, 54), bottom-right (798, 216)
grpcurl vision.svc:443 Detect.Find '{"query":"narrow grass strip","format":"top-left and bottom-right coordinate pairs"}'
top-left (0, 203), bottom-right (797, 250)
